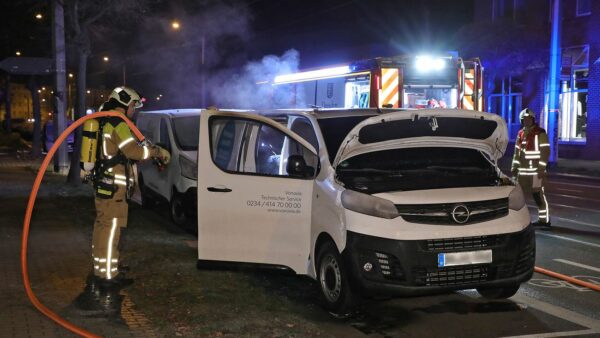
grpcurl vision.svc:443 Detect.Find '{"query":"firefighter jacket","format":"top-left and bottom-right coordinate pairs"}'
top-left (511, 125), bottom-right (550, 177)
top-left (95, 113), bottom-right (160, 206)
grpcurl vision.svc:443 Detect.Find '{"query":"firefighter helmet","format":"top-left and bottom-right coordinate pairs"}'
top-left (519, 108), bottom-right (535, 122)
top-left (108, 86), bottom-right (144, 109)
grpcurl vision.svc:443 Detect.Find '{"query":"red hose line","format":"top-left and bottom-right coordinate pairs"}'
top-left (21, 112), bottom-right (145, 338)
top-left (534, 266), bottom-right (600, 292)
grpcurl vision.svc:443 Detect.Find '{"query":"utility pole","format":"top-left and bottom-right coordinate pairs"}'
top-left (51, 0), bottom-right (69, 173)
top-left (547, 0), bottom-right (561, 165)
top-left (200, 35), bottom-right (206, 107)
top-left (28, 76), bottom-right (42, 158)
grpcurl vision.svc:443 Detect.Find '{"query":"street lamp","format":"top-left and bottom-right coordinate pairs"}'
top-left (15, 51), bottom-right (21, 56)
top-left (171, 20), bottom-right (180, 30)
top-left (35, 13), bottom-right (43, 20)
top-left (103, 56), bottom-right (109, 62)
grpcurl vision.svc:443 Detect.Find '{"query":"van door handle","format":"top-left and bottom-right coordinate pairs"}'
top-left (207, 186), bottom-right (232, 193)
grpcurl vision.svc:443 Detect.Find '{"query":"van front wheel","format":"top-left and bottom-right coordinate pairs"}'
top-left (316, 241), bottom-right (355, 316)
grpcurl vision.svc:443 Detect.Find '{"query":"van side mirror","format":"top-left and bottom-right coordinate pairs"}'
top-left (286, 155), bottom-right (314, 178)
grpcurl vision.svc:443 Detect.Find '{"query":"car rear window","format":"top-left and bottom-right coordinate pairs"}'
top-left (358, 117), bottom-right (497, 144)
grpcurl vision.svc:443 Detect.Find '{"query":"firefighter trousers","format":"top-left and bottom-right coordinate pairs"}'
top-left (532, 188), bottom-right (550, 224)
top-left (518, 173), bottom-right (550, 224)
top-left (92, 186), bottom-right (128, 280)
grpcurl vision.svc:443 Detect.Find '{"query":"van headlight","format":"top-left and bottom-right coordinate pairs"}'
top-left (341, 189), bottom-right (399, 219)
top-left (508, 185), bottom-right (525, 211)
top-left (180, 156), bottom-right (198, 180)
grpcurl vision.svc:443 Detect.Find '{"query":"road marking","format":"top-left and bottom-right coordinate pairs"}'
top-left (527, 278), bottom-right (597, 291)
top-left (547, 192), bottom-right (600, 203)
top-left (512, 293), bottom-right (600, 331)
top-left (500, 329), bottom-right (599, 338)
top-left (553, 216), bottom-right (600, 230)
top-left (554, 187), bottom-right (583, 193)
top-left (554, 259), bottom-right (600, 273)
top-left (537, 232), bottom-right (600, 249)
top-left (552, 181), bottom-right (600, 189)
top-left (528, 203), bottom-right (600, 214)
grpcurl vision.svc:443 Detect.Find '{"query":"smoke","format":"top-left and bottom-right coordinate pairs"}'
top-left (124, 2), bottom-right (253, 108)
top-left (208, 49), bottom-right (302, 109)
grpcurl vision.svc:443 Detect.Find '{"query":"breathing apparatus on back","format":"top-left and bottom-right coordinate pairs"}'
top-left (80, 86), bottom-right (144, 181)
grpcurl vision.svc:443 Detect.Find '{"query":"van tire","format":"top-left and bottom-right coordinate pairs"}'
top-left (170, 192), bottom-right (188, 226)
top-left (477, 284), bottom-right (520, 299)
top-left (316, 241), bottom-right (356, 316)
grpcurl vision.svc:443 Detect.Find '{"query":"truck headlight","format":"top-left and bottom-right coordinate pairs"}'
top-left (508, 185), bottom-right (525, 211)
top-left (180, 156), bottom-right (197, 180)
top-left (341, 189), bottom-right (399, 219)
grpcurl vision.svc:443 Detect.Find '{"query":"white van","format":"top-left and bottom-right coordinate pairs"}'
top-left (196, 108), bottom-right (534, 314)
top-left (135, 109), bottom-right (201, 226)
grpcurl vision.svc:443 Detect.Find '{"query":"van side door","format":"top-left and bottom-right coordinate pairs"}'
top-left (197, 111), bottom-right (318, 274)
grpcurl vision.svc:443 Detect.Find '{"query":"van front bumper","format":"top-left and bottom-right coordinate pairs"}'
top-left (342, 226), bottom-right (535, 296)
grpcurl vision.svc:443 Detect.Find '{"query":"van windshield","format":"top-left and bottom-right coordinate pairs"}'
top-left (172, 116), bottom-right (200, 151)
top-left (336, 147), bottom-right (499, 194)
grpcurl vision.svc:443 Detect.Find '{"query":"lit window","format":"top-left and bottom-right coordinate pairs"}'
top-left (559, 46), bottom-right (588, 142)
top-left (576, 0), bottom-right (591, 16)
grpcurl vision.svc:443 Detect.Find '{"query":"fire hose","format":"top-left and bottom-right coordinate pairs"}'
top-left (21, 111), bottom-right (145, 338)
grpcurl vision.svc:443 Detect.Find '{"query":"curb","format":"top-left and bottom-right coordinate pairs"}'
top-left (550, 172), bottom-right (600, 181)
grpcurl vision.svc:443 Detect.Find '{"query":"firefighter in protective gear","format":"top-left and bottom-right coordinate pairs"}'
top-left (89, 86), bottom-right (170, 287)
top-left (511, 108), bottom-right (551, 227)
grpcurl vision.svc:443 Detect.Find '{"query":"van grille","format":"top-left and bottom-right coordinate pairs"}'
top-left (396, 198), bottom-right (508, 225)
top-left (424, 235), bottom-right (501, 252)
top-left (414, 265), bottom-right (490, 286)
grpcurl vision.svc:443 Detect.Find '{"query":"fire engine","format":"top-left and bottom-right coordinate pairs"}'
top-left (270, 53), bottom-right (484, 111)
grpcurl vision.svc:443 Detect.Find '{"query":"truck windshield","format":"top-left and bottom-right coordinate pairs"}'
top-left (317, 115), bottom-right (374, 163)
top-left (172, 116), bottom-right (200, 151)
top-left (336, 147), bottom-right (499, 194)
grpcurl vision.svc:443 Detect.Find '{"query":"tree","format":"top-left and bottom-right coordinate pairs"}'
top-left (65, 0), bottom-right (150, 184)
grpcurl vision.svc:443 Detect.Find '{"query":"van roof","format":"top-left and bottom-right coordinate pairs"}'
top-left (138, 108), bottom-right (203, 117)
top-left (259, 108), bottom-right (414, 120)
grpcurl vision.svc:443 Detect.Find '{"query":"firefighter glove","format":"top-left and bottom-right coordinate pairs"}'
top-left (155, 146), bottom-right (171, 165)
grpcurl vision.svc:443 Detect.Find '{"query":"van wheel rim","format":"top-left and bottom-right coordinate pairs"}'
top-left (320, 255), bottom-right (342, 303)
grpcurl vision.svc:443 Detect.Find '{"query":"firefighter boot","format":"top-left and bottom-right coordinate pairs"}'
top-left (93, 273), bottom-right (134, 290)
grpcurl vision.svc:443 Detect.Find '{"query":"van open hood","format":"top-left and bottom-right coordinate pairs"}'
top-left (332, 109), bottom-right (507, 169)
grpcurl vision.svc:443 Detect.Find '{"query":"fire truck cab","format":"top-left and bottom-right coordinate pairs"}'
top-left (271, 54), bottom-right (484, 111)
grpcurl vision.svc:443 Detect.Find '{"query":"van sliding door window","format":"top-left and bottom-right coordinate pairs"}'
top-left (209, 116), bottom-right (317, 179)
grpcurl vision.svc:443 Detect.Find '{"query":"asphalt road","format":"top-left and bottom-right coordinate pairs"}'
top-left (345, 173), bottom-right (600, 337)
top-left (3, 159), bottom-right (597, 337)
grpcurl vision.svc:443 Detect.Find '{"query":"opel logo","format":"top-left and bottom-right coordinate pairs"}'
top-left (451, 204), bottom-right (470, 224)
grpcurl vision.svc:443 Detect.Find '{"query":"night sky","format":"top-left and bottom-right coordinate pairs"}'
top-left (1, 0), bottom-right (474, 107)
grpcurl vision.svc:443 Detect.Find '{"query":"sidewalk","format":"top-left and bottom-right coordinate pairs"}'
top-left (0, 167), bottom-right (158, 337)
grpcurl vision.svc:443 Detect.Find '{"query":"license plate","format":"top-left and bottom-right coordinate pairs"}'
top-left (438, 249), bottom-right (492, 268)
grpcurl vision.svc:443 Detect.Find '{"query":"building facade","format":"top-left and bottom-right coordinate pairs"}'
top-left (474, 0), bottom-right (600, 160)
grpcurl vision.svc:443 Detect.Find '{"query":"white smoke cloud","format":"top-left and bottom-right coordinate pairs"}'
top-left (209, 49), bottom-right (302, 109)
